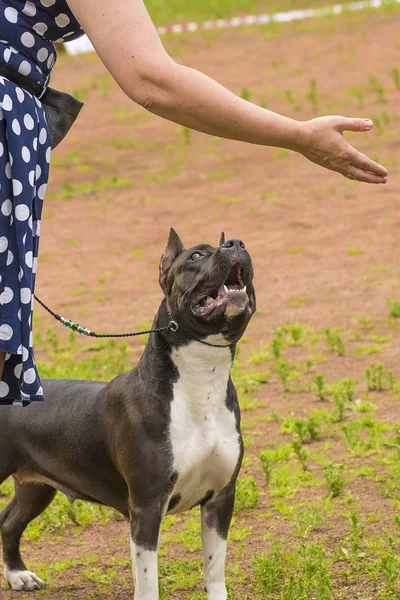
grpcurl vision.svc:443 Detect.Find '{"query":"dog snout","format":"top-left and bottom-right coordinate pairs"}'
top-left (221, 238), bottom-right (246, 251)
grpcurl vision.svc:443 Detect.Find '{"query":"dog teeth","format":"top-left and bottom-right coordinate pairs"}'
top-left (206, 296), bottom-right (213, 305)
top-left (222, 284), bottom-right (248, 294)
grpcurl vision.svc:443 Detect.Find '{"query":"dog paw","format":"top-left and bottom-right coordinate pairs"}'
top-left (4, 568), bottom-right (44, 591)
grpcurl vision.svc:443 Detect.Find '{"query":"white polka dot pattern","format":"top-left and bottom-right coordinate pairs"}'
top-left (21, 32), bottom-right (35, 48)
top-left (23, 367), bottom-right (35, 383)
top-left (18, 61), bottom-right (32, 76)
top-left (32, 22), bottom-right (47, 36)
top-left (0, 76), bottom-right (51, 406)
top-left (4, 8), bottom-right (18, 24)
top-left (24, 113), bottom-right (34, 130)
top-left (55, 13), bottom-right (69, 28)
top-left (0, 380), bottom-right (9, 396)
top-left (22, 2), bottom-right (37, 18)
top-left (1, 199), bottom-right (11, 215)
top-left (12, 118), bottom-right (21, 135)
top-left (2, 94), bottom-right (12, 111)
top-left (16, 87), bottom-right (24, 103)
top-left (0, 287), bottom-right (13, 304)
top-left (22, 145), bottom-right (30, 162)
top-left (0, 324), bottom-right (13, 340)
top-left (0, 0), bottom-right (83, 405)
top-left (37, 47), bottom-right (48, 62)
top-left (25, 250), bottom-right (33, 267)
top-left (14, 362), bottom-right (22, 378)
top-left (12, 181), bottom-right (23, 199)
top-left (0, 0), bottom-right (84, 99)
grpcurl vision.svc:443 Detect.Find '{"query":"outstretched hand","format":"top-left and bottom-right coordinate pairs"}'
top-left (296, 116), bottom-right (388, 184)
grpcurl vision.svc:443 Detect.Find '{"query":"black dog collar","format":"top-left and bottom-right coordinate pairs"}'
top-left (163, 299), bottom-right (232, 348)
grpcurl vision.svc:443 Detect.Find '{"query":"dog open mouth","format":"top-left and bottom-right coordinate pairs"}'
top-left (193, 263), bottom-right (248, 317)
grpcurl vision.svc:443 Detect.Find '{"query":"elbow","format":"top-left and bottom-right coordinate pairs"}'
top-left (135, 87), bottom-right (158, 111)
top-left (125, 59), bottom-right (181, 111)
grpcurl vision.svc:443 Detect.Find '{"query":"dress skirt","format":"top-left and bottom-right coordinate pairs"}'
top-left (0, 76), bottom-right (51, 406)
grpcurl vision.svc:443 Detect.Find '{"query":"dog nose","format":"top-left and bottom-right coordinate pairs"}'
top-left (221, 239), bottom-right (246, 251)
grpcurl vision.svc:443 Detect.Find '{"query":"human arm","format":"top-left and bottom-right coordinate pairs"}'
top-left (66, 0), bottom-right (388, 184)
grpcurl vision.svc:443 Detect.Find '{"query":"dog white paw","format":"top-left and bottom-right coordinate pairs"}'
top-left (4, 567), bottom-right (44, 591)
top-left (206, 586), bottom-right (227, 600)
top-left (206, 584), bottom-right (228, 600)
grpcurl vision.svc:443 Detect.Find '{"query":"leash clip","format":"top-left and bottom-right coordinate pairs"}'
top-left (168, 320), bottom-right (179, 332)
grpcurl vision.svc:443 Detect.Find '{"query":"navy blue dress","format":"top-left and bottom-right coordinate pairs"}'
top-left (0, 0), bottom-right (83, 406)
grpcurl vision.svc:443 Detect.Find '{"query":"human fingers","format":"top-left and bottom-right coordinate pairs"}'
top-left (298, 118), bottom-right (388, 182)
top-left (333, 118), bottom-right (388, 177)
top-left (343, 166), bottom-right (387, 184)
top-left (335, 116), bottom-right (375, 134)
top-left (346, 149), bottom-right (388, 178)
top-left (344, 148), bottom-right (388, 181)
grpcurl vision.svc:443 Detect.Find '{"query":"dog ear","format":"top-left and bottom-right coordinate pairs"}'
top-left (219, 231), bottom-right (225, 246)
top-left (159, 228), bottom-right (184, 286)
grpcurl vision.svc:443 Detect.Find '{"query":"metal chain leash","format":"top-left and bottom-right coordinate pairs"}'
top-left (33, 295), bottom-right (178, 339)
top-left (33, 295), bottom-right (231, 347)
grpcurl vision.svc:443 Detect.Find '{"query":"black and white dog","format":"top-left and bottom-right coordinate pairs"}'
top-left (0, 229), bottom-right (256, 599)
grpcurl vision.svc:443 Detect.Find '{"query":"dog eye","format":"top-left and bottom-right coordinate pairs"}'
top-left (190, 252), bottom-right (202, 261)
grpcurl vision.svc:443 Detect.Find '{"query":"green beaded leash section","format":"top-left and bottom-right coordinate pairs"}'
top-left (33, 295), bottom-right (178, 339)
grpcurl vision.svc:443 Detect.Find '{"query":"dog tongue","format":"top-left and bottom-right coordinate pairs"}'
top-left (200, 283), bottom-right (248, 314)
top-left (217, 284), bottom-right (227, 302)
top-left (203, 285), bottom-right (225, 312)
top-left (216, 284), bottom-right (235, 305)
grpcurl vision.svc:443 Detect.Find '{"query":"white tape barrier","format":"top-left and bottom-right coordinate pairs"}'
top-left (64, 0), bottom-right (397, 55)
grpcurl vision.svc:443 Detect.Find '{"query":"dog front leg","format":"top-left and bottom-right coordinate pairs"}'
top-left (201, 483), bottom-right (235, 600)
top-left (130, 505), bottom-right (162, 600)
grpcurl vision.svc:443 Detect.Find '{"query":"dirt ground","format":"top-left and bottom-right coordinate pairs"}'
top-left (35, 8), bottom-right (399, 337)
top-left (2, 6), bottom-right (400, 599)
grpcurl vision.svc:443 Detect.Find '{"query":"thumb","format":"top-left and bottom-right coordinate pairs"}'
top-left (337, 117), bottom-right (374, 133)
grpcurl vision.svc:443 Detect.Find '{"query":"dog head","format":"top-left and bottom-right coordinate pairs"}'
top-left (159, 228), bottom-right (256, 344)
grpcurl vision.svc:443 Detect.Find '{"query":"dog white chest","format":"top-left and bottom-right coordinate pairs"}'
top-left (168, 339), bottom-right (241, 514)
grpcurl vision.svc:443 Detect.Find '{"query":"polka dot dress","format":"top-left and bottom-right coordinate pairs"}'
top-left (0, 0), bottom-right (83, 406)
